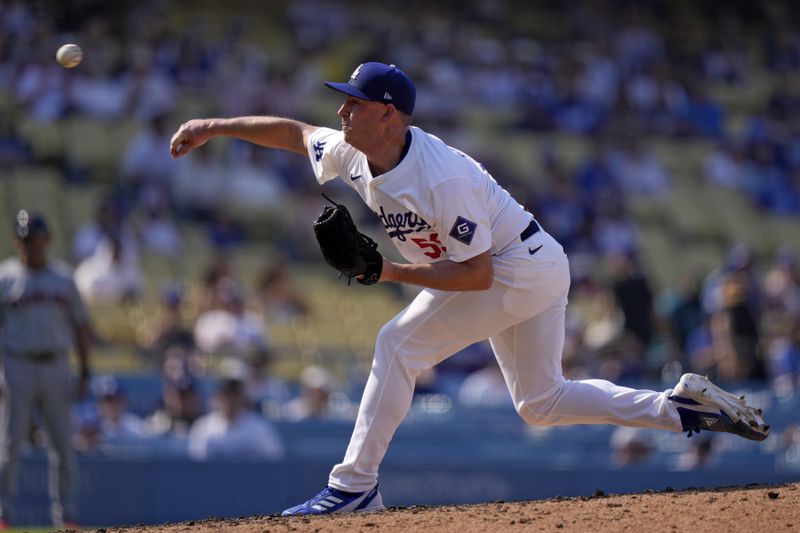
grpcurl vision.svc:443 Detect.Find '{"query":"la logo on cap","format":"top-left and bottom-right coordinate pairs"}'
top-left (350, 64), bottom-right (363, 80)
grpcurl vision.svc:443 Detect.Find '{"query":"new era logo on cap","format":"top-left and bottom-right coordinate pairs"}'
top-left (14, 209), bottom-right (48, 240)
top-left (325, 62), bottom-right (416, 116)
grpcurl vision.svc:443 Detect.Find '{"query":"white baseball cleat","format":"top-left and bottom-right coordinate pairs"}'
top-left (669, 373), bottom-right (769, 441)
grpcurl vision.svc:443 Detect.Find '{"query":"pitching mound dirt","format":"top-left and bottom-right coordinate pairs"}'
top-left (85, 482), bottom-right (799, 533)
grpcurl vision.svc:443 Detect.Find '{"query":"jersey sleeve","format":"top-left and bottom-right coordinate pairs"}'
top-left (306, 127), bottom-right (347, 185)
top-left (430, 178), bottom-right (492, 263)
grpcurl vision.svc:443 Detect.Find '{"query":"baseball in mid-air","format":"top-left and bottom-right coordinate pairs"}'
top-left (56, 43), bottom-right (82, 68)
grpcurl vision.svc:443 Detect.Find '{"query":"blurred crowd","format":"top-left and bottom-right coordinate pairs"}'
top-left (2, 0), bottom-right (800, 463)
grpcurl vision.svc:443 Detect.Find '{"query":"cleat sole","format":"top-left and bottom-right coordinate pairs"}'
top-left (676, 374), bottom-right (769, 440)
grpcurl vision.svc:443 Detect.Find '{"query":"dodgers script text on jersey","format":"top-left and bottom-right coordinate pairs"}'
top-left (308, 127), bottom-right (532, 265)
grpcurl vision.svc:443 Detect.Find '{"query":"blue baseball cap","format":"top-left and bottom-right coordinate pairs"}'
top-left (325, 62), bottom-right (416, 116)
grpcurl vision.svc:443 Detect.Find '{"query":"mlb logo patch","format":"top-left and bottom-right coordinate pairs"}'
top-left (449, 216), bottom-right (477, 245)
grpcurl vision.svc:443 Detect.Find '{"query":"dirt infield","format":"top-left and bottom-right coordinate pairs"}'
top-left (90, 483), bottom-right (799, 533)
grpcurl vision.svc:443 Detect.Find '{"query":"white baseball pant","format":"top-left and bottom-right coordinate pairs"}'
top-left (329, 230), bottom-right (683, 492)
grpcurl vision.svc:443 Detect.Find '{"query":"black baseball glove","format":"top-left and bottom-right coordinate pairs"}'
top-left (313, 197), bottom-right (383, 285)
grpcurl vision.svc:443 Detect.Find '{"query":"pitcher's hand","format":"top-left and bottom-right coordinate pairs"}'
top-left (170, 119), bottom-right (215, 158)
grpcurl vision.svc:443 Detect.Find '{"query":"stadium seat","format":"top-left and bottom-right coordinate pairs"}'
top-left (16, 117), bottom-right (65, 162)
top-left (63, 117), bottom-right (141, 181)
top-left (705, 185), bottom-right (774, 255)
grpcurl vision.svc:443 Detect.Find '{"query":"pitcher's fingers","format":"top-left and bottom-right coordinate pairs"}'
top-left (170, 136), bottom-right (188, 158)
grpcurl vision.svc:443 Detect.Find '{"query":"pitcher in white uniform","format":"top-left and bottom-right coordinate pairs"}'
top-left (169, 62), bottom-right (769, 516)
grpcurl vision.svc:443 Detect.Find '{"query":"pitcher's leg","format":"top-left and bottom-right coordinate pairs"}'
top-left (490, 298), bottom-right (682, 431)
top-left (524, 379), bottom-right (681, 430)
top-left (329, 286), bottom-right (527, 492)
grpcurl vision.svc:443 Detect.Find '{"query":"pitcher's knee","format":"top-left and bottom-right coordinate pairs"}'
top-left (375, 323), bottom-right (400, 355)
top-left (513, 387), bottom-right (563, 427)
top-left (517, 406), bottom-right (559, 427)
top-left (373, 322), bottom-right (434, 375)
top-left (374, 323), bottom-right (412, 367)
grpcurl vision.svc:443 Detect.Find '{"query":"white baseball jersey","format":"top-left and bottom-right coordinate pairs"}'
top-left (307, 126), bottom-right (532, 265)
top-left (304, 124), bottom-right (683, 495)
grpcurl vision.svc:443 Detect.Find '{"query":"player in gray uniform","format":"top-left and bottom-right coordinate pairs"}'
top-left (169, 62), bottom-right (770, 516)
top-left (0, 212), bottom-right (92, 527)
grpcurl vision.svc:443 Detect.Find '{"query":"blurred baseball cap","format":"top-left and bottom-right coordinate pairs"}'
top-left (325, 62), bottom-right (416, 116)
top-left (300, 365), bottom-right (334, 391)
top-left (93, 375), bottom-right (123, 400)
top-left (13, 210), bottom-right (49, 240)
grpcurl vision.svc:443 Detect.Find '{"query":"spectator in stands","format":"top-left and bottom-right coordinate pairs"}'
top-left (592, 201), bottom-right (638, 255)
top-left (623, 62), bottom-right (688, 137)
top-left (188, 371), bottom-right (284, 461)
top-left (146, 346), bottom-right (205, 438)
top-left (172, 146), bottom-right (226, 218)
top-left (683, 84), bottom-right (724, 139)
top-left (137, 189), bottom-right (183, 257)
top-left (15, 52), bottom-right (68, 121)
top-left (125, 50), bottom-right (177, 121)
top-left (665, 275), bottom-right (706, 359)
top-left (685, 315), bottom-right (715, 374)
top-left (74, 234), bottom-right (144, 305)
top-left (578, 284), bottom-right (624, 355)
top-left (282, 365), bottom-right (336, 421)
top-left (206, 209), bottom-right (247, 250)
top-left (93, 375), bottom-right (147, 442)
top-left (702, 243), bottom-right (761, 315)
top-left (762, 247), bottom-right (800, 319)
top-left (574, 140), bottom-right (619, 210)
top-left (704, 140), bottom-right (746, 189)
top-left (239, 349), bottom-right (290, 417)
top-left (703, 31), bottom-right (749, 86)
top-left (142, 282), bottom-right (196, 365)
top-left (767, 323), bottom-right (800, 395)
top-left (72, 403), bottom-right (102, 453)
top-left (194, 279), bottom-right (270, 357)
top-left (742, 139), bottom-right (791, 214)
top-left (609, 252), bottom-right (655, 351)
top-left (708, 273), bottom-right (763, 381)
top-left (256, 256), bottom-right (310, 322)
top-left (197, 259), bottom-right (237, 313)
top-left (72, 195), bottom-right (135, 262)
top-left (69, 38), bottom-right (128, 119)
top-left (224, 141), bottom-right (289, 211)
top-left (609, 139), bottom-right (670, 200)
top-left (534, 175), bottom-right (585, 251)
